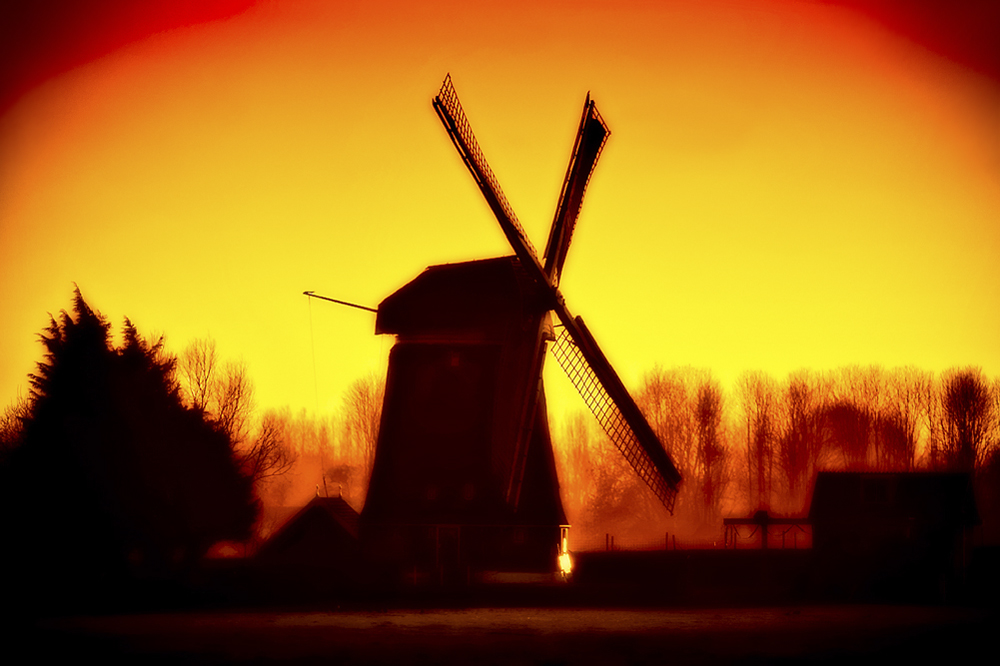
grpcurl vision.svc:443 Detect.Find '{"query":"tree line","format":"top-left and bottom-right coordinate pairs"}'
top-left (552, 364), bottom-right (1000, 547)
top-left (4, 290), bottom-right (996, 578)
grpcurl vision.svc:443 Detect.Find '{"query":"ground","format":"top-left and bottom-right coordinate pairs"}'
top-left (18, 605), bottom-right (996, 664)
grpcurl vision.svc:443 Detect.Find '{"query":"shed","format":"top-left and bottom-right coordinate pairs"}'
top-left (255, 495), bottom-right (361, 569)
top-left (808, 471), bottom-right (979, 598)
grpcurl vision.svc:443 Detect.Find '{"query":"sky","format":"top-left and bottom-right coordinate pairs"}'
top-left (2, 0), bottom-right (998, 425)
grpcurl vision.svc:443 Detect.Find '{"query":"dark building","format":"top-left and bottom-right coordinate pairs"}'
top-left (254, 494), bottom-right (366, 591)
top-left (361, 257), bottom-right (568, 583)
top-left (808, 471), bottom-right (979, 599)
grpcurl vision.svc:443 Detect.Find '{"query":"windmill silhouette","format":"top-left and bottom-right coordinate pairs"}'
top-left (359, 75), bottom-right (681, 583)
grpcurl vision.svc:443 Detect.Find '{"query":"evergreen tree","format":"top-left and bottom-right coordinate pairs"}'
top-left (1, 289), bottom-right (256, 608)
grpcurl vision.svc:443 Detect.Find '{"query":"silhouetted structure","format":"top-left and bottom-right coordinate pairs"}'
top-left (256, 494), bottom-right (360, 565)
top-left (809, 471), bottom-right (979, 599)
top-left (253, 494), bottom-right (366, 594)
top-left (723, 510), bottom-right (810, 549)
top-left (359, 76), bottom-right (681, 585)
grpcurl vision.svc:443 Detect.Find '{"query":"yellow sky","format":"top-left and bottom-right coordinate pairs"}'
top-left (2, 0), bottom-right (998, 423)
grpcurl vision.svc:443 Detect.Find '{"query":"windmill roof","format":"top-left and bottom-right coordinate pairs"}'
top-left (375, 256), bottom-right (547, 337)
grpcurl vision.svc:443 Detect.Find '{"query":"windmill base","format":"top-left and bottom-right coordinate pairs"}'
top-left (362, 523), bottom-right (570, 587)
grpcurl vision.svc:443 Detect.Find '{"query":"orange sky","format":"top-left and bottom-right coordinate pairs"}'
top-left (2, 0), bottom-right (998, 424)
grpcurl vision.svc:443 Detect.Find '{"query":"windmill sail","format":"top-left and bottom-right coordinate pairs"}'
top-left (551, 324), bottom-right (681, 511)
top-left (433, 74), bottom-right (681, 513)
top-left (433, 75), bottom-right (544, 278)
top-left (544, 96), bottom-right (609, 286)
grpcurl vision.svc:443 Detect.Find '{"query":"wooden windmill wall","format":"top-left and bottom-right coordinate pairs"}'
top-left (361, 257), bottom-right (566, 580)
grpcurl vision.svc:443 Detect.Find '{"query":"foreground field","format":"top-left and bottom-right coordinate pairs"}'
top-left (22, 605), bottom-right (996, 664)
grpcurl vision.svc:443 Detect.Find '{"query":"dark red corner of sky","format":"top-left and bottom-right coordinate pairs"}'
top-left (0, 0), bottom-right (257, 113)
top-left (832, 0), bottom-right (1000, 78)
top-left (1, 0), bottom-right (997, 114)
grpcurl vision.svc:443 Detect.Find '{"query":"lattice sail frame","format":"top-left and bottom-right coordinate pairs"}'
top-left (434, 74), bottom-right (541, 264)
top-left (551, 329), bottom-right (678, 512)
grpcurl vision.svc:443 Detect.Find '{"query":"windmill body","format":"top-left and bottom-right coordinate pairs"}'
top-left (358, 76), bottom-right (681, 583)
top-left (361, 257), bottom-right (567, 579)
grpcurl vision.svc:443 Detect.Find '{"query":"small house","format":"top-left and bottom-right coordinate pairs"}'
top-left (808, 471), bottom-right (979, 598)
top-left (254, 494), bottom-right (366, 593)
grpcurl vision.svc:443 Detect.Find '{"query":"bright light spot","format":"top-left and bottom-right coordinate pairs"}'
top-left (558, 551), bottom-right (573, 575)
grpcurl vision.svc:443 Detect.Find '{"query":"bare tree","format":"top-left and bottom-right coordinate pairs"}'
top-left (876, 367), bottom-right (928, 471)
top-left (694, 378), bottom-right (728, 524)
top-left (177, 338), bottom-right (293, 497)
top-left (341, 371), bottom-right (385, 493)
top-left (636, 367), bottom-right (733, 531)
top-left (638, 366), bottom-right (696, 481)
top-left (179, 338), bottom-right (253, 444)
top-left (942, 367), bottom-right (996, 474)
top-left (776, 370), bottom-right (829, 511)
top-left (833, 366), bottom-right (886, 416)
top-left (573, 412), bottom-right (662, 546)
top-left (0, 393), bottom-right (30, 462)
top-left (553, 411), bottom-right (592, 524)
top-left (214, 361), bottom-right (254, 446)
top-left (736, 371), bottom-right (778, 512)
top-left (179, 337), bottom-right (219, 412)
top-left (822, 400), bottom-right (873, 469)
top-left (241, 407), bottom-right (296, 487)
top-left (255, 409), bottom-right (341, 507)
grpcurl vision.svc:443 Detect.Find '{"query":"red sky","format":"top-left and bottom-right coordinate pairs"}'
top-left (2, 0), bottom-right (998, 421)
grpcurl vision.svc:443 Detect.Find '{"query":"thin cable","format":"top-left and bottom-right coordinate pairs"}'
top-left (308, 296), bottom-right (319, 413)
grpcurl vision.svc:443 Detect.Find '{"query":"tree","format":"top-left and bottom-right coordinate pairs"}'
top-left (815, 366), bottom-right (925, 473)
top-left (774, 370), bottom-right (832, 511)
top-left (694, 378), bottom-right (728, 524)
top-left (637, 366), bottom-right (732, 532)
top-left (941, 367), bottom-right (996, 474)
top-left (875, 367), bottom-right (926, 471)
top-left (736, 371), bottom-right (778, 512)
top-left (340, 371), bottom-right (385, 498)
top-left (559, 410), bottom-right (661, 546)
top-left (0, 290), bottom-right (256, 605)
top-left (242, 408), bottom-right (296, 488)
top-left (0, 392), bottom-right (29, 464)
top-left (179, 338), bottom-right (253, 444)
top-left (179, 336), bottom-right (219, 412)
top-left (552, 411), bottom-right (593, 526)
top-left (178, 338), bottom-right (294, 495)
top-left (822, 400), bottom-right (872, 469)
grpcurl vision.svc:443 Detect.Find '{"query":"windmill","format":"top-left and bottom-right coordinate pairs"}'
top-left (359, 75), bottom-right (681, 583)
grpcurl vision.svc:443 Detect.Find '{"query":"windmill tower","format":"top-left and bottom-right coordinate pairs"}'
top-left (359, 76), bottom-right (681, 583)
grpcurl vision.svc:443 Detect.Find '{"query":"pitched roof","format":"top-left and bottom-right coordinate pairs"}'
top-left (311, 495), bottom-right (360, 538)
top-left (254, 494), bottom-right (361, 562)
